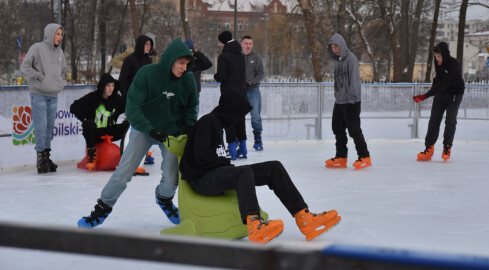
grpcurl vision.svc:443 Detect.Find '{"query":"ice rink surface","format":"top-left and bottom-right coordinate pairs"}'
top-left (1, 139), bottom-right (489, 269)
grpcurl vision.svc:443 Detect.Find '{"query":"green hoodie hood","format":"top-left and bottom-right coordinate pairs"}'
top-left (125, 39), bottom-right (198, 136)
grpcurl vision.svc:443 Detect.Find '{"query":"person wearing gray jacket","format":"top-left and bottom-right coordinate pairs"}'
top-left (325, 33), bottom-right (371, 170)
top-left (21, 23), bottom-right (67, 174)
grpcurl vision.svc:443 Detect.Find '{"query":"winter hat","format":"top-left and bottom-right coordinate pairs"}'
top-left (184, 39), bottom-right (195, 52)
top-left (218, 31), bottom-right (233, 44)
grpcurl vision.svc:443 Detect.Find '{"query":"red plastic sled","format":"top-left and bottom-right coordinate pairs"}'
top-left (77, 135), bottom-right (121, 171)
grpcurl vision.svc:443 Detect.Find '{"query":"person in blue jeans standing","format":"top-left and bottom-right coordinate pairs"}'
top-left (241, 35), bottom-right (265, 152)
top-left (21, 23), bottom-right (67, 174)
top-left (77, 40), bottom-right (198, 228)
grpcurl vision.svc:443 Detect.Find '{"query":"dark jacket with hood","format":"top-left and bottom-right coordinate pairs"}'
top-left (214, 40), bottom-right (246, 94)
top-left (119, 35), bottom-right (154, 100)
top-left (125, 39), bottom-right (198, 136)
top-left (328, 33), bottom-right (361, 104)
top-left (425, 42), bottom-right (465, 98)
top-left (180, 89), bottom-right (252, 182)
top-left (70, 74), bottom-right (124, 128)
top-left (21, 23), bottom-right (67, 98)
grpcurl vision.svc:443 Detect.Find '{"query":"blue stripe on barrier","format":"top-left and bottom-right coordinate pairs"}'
top-left (321, 244), bottom-right (489, 270)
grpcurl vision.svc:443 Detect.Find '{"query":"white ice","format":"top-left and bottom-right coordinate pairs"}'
top-left (1, 139), bottom-right (489, 269)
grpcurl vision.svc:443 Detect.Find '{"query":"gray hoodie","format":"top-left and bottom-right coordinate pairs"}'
top-left (21, 23), bottom-right (67, 98)
top-left (244, 51), bottom-right (265, 89)
top-left (328, 33), bottom-right (361, 104)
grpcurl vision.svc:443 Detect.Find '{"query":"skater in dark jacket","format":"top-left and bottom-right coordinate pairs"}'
top-left (413, 42), bottom-right (465, 161)
top-left (179, 89), bottom-right (341, 244)
top-left (214, 31), bottom-right (247, 160)
top-left (70, 74), bottom-right (129, 170)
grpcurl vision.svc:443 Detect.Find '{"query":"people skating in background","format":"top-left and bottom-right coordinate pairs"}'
top-left (214, 30), bottom-right (247, 160)
top-left (70, 74), bottom-right (129, 171)
top-left (241, 35), bottom-right (265, 151)
top-left (184, 39), bottom-right (213, 115)
top-left (77, 40), bottom-right (198, 228)
top-left (109, 32), bottom-right (158, 70)
top-left (21, 23), bottom-right (67, 174)
top-left (179, 89), bottom-right (341, 244)
top-left (413, 42), bottom-right (465, 162)
top-left (325, 33), bottom-right (371, 170)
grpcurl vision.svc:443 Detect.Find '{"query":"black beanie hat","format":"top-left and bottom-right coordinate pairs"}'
top-left (218, 31), bottom-right (233, 44)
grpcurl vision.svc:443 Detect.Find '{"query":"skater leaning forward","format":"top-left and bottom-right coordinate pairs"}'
top-left (179, 89), bottom-right (341, 244)
top-left (413, 42), bottom-right (464, 162)
top-left (325, 33), bottom-right (371, 170)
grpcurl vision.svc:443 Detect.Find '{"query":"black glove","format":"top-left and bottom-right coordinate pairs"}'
top-left (82, 119), bottom-right (97, 130)
top-left (149, 129), bottom-right (168, 143)
top-left (184, 126), bottom-right (194, 136)
top-left (107, 114), bottom-right (118, 127)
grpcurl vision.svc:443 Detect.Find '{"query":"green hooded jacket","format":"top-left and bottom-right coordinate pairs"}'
top-left (125, 39), bottom-right (198, 136)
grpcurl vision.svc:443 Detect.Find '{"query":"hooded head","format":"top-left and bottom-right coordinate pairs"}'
top-left (218, 31), bottom-right (233, 44)
top-left (43, 23), bottom-right (64, 48)
top-left (184, 39), bottom-right (195, 53)
top-left (134, 35), bottom-right (153, 57)
top-left (328, 33), bottom-right (350, 60)
top-left (211, 90), bottom-right (252, 128)
top-left (96, 73), bottom-right (119, 98)
top-left (159, 39), bottom-right (194, 77)
top-left (433, 42), bottom-right (451, 66)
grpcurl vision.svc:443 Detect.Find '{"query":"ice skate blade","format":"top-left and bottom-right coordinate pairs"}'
top-left (353, 163), bottom-right (372, 170)
top-left (307, 216), bottom-right (341, 241)
top-left (249, 228), bottom-right (284, 244)
top-left (325, 164), bottom-right (347, 168)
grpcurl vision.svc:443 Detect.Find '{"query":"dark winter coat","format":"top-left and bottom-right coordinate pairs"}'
top-left (425, 42), bottom-right (465, 99)
top-left (180, 89), bottom-right (252, 182)
top-left (70, 74), bottom-right (124, 127)
top-left (119, 35), bottom-right (154, 101)
top-left (214, 40), bottom-right (246, 95)
top-left (188, 51), bottom-right (213, 93)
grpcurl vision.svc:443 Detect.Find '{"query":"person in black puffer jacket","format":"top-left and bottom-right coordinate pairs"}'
top-left (413, 42), bottom-right (465, 161)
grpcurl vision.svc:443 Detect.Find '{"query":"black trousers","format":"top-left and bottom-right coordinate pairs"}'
top-left (83, 122), bottom-right (129, 148)
top-left (188, 161), bottom-right (308, 224)
top-left (332, 102), bottom-right (369, 158)
top-left (225, 117), bottom-right (247, 143)
top-left (425, 94), bottom-right (463, 147)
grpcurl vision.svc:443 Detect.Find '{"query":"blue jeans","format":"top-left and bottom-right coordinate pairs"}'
top-left (246, 88), bottom-right (262, 134)
top-left (100, 129), bottom-right (179, 207)
top-left (30, 94), bottom-right (58, 152)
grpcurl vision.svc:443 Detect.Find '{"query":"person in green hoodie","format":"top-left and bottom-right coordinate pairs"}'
top-left (78, 39), bottom-right (198, 228)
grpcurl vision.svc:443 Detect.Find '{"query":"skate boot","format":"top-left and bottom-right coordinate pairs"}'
top-left (227, 141), bottom-right (238, 160)
top-left (417, 145), bottom-right (434, 161)
top-left (353, 157), bottom-right (372, 170)
top-left (144, 151), bottom-right (155, 165)
top-left (246, 215), bottom-right (284, 244)
top-left (156, 195), bottom-right (180, 224)
top-left (86, 147), bottom-right (97, 171)
top-left (44, 149), bottom-right (57, 172)
top-left (237, 140), bottom-right (247, 159)
top-left (442, 145), bottom-right (451, 162)
top-left (253, 132), bottom-right (263, 151)
top-left (36, 151), bottom-right (50, 174)
top-left (325, 156), bottom-right (347, 168)
top-left (294, 208), bottom-right (341, 241)
top-left (77, 199), bottom-right (112, 228)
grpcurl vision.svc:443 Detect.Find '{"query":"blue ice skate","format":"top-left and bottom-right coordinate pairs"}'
top-left (77, 200), bottom-right (112, 228)
top-left (156, 195), bottom-right (180, 224)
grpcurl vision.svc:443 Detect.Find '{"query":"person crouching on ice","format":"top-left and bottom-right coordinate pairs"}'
top-left (70, 73), bottom-right (129, 170)
top-left (179, 89), bottom-right (341, 244)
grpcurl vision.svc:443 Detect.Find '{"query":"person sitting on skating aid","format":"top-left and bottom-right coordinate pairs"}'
top-left (179, 89), bottom-right (341, 244)
top-left (413, 42), bottom-right (465, 162)
top-left (70, 73), bottom-right (129, 171)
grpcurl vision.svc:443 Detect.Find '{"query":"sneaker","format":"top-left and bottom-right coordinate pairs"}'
top-left (86, 147), bottom-right (97, 171)
top-left (144, 151), bottom-right (155, 165)
top-left (227, 141), bottom-right (238, 160)
top-left (237, 140), bottom-right (247, 159)
top-left (294, 209), bottom-right (341, 241)
top-left (77, 200), bottom-right (112, 228)
top-left (442, 145), bottom-right (451, 162)
top-left (417, 145), bottom-right (434, 161)
top-left (253, 138), bottom-right (263, 151)
top-left (156, 195), bottom-right (180, 224)
top-left (353, 157), bottom-right (372, 170)
top-left (325, 157), bottom-right (347, 168)
top-left (246, 215), bottom-right (284, 244)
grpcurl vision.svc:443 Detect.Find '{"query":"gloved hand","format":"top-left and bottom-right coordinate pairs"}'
top-left (184, 126), bottom-right (194, 136)
top-left (413, 94), bottom-right (427, 103)
top-left (107, 114), bottom-right (118, 127)
top-left (82, 119), bottom-right (96, 130)
top-left (149, 129), bottom-right (168, 143)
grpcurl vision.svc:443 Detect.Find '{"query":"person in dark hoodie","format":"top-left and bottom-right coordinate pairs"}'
top-left (70, 74), bottom-right (129, 170)
top-left (179, 89), bottom-right (341, 244)
top-left (413, 42), bottom-right (465, 162)
top-left (77, 40), bottom-right (198, 228)
top-left (21, 23), bottom-right (67, 174)
top-left (214, 31), bottom-right (247, 160)
top-left (325, 33), bottom-right (371, 170)
top-left (118, 34), bottom-right (154, 108)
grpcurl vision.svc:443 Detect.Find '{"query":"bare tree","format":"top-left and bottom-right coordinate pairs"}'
top-left (457, 0), bottom-right (469, 65)
top-left (180, 0), bottom-right (190, 39)
top-left (129, 0), bottom-right (139, 39)
top-left (425, 0), bottom-right (441, 83)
